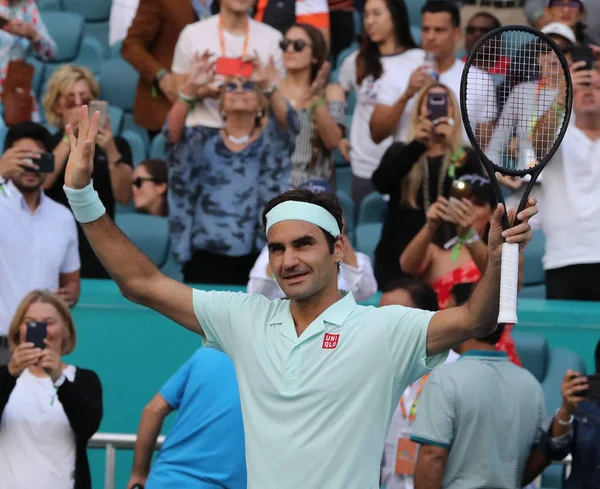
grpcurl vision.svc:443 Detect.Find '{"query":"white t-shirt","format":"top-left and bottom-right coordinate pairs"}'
top-left (377, 57), bottom-right (497, 145)
top-left (541, 125), bottom-right (600, 270)
top-left (338, 50), bottom-right (414, 179)
top-left (247, 245), bottom-right (378, 302)
top-left (0, 182), bottom-right (80, 335)
top-left (171, 15), bottom-right (284, 129)
top-left (0, 366), bottom-right (77, 489)
top-left (108, 0), bottom-right (139, 45)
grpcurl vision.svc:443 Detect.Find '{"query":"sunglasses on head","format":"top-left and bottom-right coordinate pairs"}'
top-left (224, 80), bottom-right (257, 93)
top-left (465, 25), bottom-right (493, 35)
top-left (132, 177), bottom-right (163, 188)
top-left (279, 38), bottom-right (309, 52)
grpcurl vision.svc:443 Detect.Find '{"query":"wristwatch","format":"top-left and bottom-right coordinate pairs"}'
top-left (262, 85), bottom-right (277, 98)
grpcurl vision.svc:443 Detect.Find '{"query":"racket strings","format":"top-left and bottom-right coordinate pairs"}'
top-left (465, 29), bottom-right (569, 173)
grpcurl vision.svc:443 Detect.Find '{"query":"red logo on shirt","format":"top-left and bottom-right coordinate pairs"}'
top-left (322, 333), bottom-right (340, 349)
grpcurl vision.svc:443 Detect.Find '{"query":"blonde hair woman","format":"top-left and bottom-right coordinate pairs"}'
top-left (41, 65), bottom-right (134, 279)
top-left (0, 290), bottom-right (102, 489)
top-left (371, 83), bottom-right (484, 290)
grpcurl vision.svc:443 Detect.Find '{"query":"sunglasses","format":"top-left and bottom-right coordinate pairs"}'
top-left (279, 38), bottom-right (310, 52)
top-left (465, 25), bottom-right (493, 35)
top-left (224, 80), bottom-right (257, 93)
top-left (132, 177), bottom-right (163, 188)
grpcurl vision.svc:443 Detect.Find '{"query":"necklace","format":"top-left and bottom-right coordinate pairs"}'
top-left (225, 128), bottom-right (253, 145)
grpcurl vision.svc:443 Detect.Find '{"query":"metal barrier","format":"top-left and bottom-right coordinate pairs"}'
top-left (88, 433), bottom-right (572, 489)
top-left (88, 433), bottom-right (165, 489)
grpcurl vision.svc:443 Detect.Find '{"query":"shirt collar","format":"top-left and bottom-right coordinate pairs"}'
top-left (460, 350), bottom-right (509, 361)
top-left (6, 180), bottom-right (46, 211)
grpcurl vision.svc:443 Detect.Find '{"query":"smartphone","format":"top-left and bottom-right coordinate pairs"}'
top-left (26, 320), bottom-right (47, 350)
top-left (19, 152), bottom-right (54, 173)
top-left (215, 57), bottom-right (253, 78)
top-left (89, 100), bottom-right (109, 128)
top-left (449, 180), bottom-right (473, 200)
top-left (582, 373), bottom-right (600, 399)
top-left (570, 45), bottom-right (595, 72)
top-left (427, 92), bottom-right (448, 121)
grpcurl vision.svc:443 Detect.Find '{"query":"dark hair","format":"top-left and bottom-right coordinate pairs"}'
top-left (382, 277), bottom-right (440, 311)
top-left (262, 189), bottom-right (344, 253)
top-left (139, 159), bottom-right (168, 183)
top-left (467, 11), bottom-right (501, 30)
top-left (356, 0), bottom-right (416, 84)
top-left (595, 337), bottom-right (600, 374)
top-left (450, 282), bottom-right (505, 344)
top-left (286, 23), bottom-right (328, 82)
top-left (421, 0), bottom-right (461, 28)
top-left (4, 122), bottom-right (52, 152)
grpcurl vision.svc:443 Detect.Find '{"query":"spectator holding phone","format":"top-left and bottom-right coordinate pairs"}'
top-left (132, 159), bottom-right (168, 217)
top-left (371, 83), bottom-right (482, 291)
top-left (278, 23), bottom-right (345, 188)
top-left (527, 0), bottom-right (591, 45)
top-left (0, 122), bottom-right (80, 366)
top-left (41, 65), bottom-right (133, 279)
top-left (165, 53), bottom-right (298, 284)
top-left (0, 290), bottom-right (102, 489)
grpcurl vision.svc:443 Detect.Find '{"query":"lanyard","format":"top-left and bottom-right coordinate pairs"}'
top-left (399, 374), bottom-right (429, 422)
top-left (529, 79), bottom-right (546, 135)
top-left (218, 16), bottom-right (249, 58)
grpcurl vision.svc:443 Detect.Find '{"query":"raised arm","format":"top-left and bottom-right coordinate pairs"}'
top-left (426, 200), bottom-right (537, 356)
top-left (63, 106), bottom-right (202, 335)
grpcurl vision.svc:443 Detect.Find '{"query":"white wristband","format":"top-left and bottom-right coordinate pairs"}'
top-left (63, 180), bottom-right (106, 223)
top-left (555, 408), bottom-right (573, 426)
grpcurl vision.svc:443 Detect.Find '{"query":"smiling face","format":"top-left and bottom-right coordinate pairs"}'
top-left (10, 138), bottom-right (46, 193)
top-left (221, 78), bottom-right (260, 116)
top-left (547, 0), bottom-right (584, 29)
top-left (267, 221), bottom-right (344, 301)
top-left (19, 301), bottom-right (69, 353)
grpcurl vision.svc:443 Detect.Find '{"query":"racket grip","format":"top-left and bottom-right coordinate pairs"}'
top-left (498, 242), bottom-right (519, 325)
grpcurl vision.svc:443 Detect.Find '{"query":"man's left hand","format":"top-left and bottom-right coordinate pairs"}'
top-left (487, 198), bottom-right (538, 259)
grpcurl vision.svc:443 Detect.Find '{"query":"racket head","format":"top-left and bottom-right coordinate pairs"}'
top-left (460, 25), bottom-right (573, 180)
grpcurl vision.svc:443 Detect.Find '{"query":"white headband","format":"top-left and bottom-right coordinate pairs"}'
top-left (265, 201), bottom-right (341, 237)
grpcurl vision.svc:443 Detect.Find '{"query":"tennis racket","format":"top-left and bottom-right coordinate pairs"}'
top-left (460, 25), bottom-right (573, 324)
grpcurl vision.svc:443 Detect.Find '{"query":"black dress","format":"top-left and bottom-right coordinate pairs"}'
top-left (46, 133), bottom-right (132, 279)
top-left (371, 140), bottom-right (484, 291)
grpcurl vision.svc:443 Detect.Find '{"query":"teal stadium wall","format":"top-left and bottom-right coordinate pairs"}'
top-left (64, 280), bottom-right (600, 489)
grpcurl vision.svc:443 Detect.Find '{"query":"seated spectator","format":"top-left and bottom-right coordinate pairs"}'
top-left (0, 0), bottom-right (56, 124)
top-left (399, 174), bottom-right (494, 309)
top-left (278, 23), bottom-right (345, 188)
top-left (126, 348), bottom-right (246, 489)
top-left (411, 282), bottom-right (569, 489)
top-left (166, 54), bottom-right (298, 285)
top-left (170, 0), bottom-right (283, 132)
top-left (337, 0), bottom-right (419, 205)
top-left (380, 277), bottom-right (460, 489)
top-left (41, 65), bottom-right (133, 279)
top-left (0, 122), bottom-right (80, 366)
top-left (462, 12), bottom-right (508, 75)
top-left (132, 159), bottom-right (168, 217)
top-left (248, 181), bottom-right (377, 301)
top-left (371, 83), bottom-right (482, 291)
top-left (533, 57), bottom-right (600, 300)
top-left (0, 290), bottom-right (102, 489)
top-left (531, 0), bottom-right (589, 44)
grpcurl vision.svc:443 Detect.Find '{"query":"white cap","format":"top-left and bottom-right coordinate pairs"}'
top-left (541, 22), bottom-right (577, 44)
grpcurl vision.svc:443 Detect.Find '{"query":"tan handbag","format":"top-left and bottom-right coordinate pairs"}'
top-left (2, 60), bottom-right (34, 126)
top-left (460, 1), bottom-right (528, 29)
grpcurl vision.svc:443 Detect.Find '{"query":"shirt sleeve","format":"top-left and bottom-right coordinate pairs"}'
top-left (467, 68), bottom-right (498, 124)
top-left (339, 252), bottom-right (377, 302)
top-left (29, 3), bottom-right (57, 61)
top-left (338, 52), bottom-right (357, 93)
top-left (410, 373), bottom-right (455, 448)
top-left (381, 306), bottom-right (448, 394)
top-left (159, 352), bottom-right (196, 409)
top-left (60, 213), bottom-right (81, 274)
top-left (295, 0), bottom-right (330, 29)
top-left (171, 25), bottom-right (193, 75)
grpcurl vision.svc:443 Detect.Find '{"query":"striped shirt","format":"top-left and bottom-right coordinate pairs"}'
top-left (289, 100), bottom-right (346, 189)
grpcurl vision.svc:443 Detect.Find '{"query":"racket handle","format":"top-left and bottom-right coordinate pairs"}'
top-left (498, 242), bottom-right (519, 325)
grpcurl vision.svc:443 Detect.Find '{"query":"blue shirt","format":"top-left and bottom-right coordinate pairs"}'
top-left (145, 348), bottom-right (246, 489)
top-left (565, 399), bottom-right (600, 489)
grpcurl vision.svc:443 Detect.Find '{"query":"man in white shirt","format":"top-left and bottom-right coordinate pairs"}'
top-left (536, 62), bottom-right (600, 300)
top-left (171, 0), bottom-right (284, 130)
top-left (370, 0), bottom-right (496, 145)
top-left (0, 123), bottom-right (80, 365)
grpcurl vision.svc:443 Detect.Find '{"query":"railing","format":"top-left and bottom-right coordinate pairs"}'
top-left (89, 433), bottom-right (573, 489)
top-left (88, 433), bottom-right (165, 489)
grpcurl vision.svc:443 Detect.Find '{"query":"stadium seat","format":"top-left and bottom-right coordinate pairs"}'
top-left (74, 36), bottom-right (104, 76)
top-left (150, 133), bottom-right (166, 160)
top-left (99, 58), bottom-right (138, 110)
top-left (62, 0), bottom-right (111, 54)
top-left (406, 0), bottom-right (427, 27)
top-left (107, 105), bottom-right (124, 135)
top-left (357, 191), bottom-right (386, 225)
top-left (335, 43), bottom-right (357, 71)
top-left (0, 122), bottom-right (7, 154)
top-left (121, 129), bottom-right (147, 167)
top-left (522, 229), bottom-right (546, 287)
top-left (85, 22), bottom-right (110, 56)
top-left (335, 163), bottom-right (352, 196)
top-left (354, 222), bottom-right (383, 262)
top-left (336, 190), bottom-right (355, 238)
top-left (37, 0), bottom-right (61, 11)
top-left (109, 41), bottom-right (123, 60)
top-left (114, 214), bottom-right (171, 267)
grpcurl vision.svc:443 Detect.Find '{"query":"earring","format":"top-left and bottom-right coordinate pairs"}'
top-left (257, 110), bottom-right (264, 118)
top-left (220, 110), bottom-right (227, 120)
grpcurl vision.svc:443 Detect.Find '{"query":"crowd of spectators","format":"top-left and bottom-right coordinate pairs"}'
top-left (0, 0), bottom-right (599, 487)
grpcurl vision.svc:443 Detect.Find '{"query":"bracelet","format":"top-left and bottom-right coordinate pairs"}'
top-left (262, 85), bottom-right (277, 98)
top-left (555, 408), bottom-right (574, 426)
top-left (63, 180), bottom-right (106, 223)
top-left (308, 97), bottom-right (325, 116)
top-left (178, 92), bottom-right (197, 109)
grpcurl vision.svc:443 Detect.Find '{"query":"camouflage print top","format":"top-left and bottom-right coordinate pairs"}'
top-left (165, 108), bottom-right (299, 264)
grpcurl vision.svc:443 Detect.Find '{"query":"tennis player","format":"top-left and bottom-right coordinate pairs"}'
top-left (62, 107), bottom-right (537, 489)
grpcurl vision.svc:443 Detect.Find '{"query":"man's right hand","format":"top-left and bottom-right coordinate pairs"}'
top-left (405, 67), bottom-right (434, 100)
top-left (7, 343), bottom-right (42, 378)
top-left (560, 369), bottom-right (588, 416)
top-left (126, 473), bottom-right (147, 489)
top-left (158, 73), bottom-right (178, 103)
top-left (0, 147), bottom-right (40, 179)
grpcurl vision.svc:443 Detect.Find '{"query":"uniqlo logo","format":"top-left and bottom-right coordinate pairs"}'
top-left (322, 333), bottom-right (340, 350)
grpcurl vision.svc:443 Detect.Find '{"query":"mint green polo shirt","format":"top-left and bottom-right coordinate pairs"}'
top-left (193, 289), bottom-right (447, 489)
